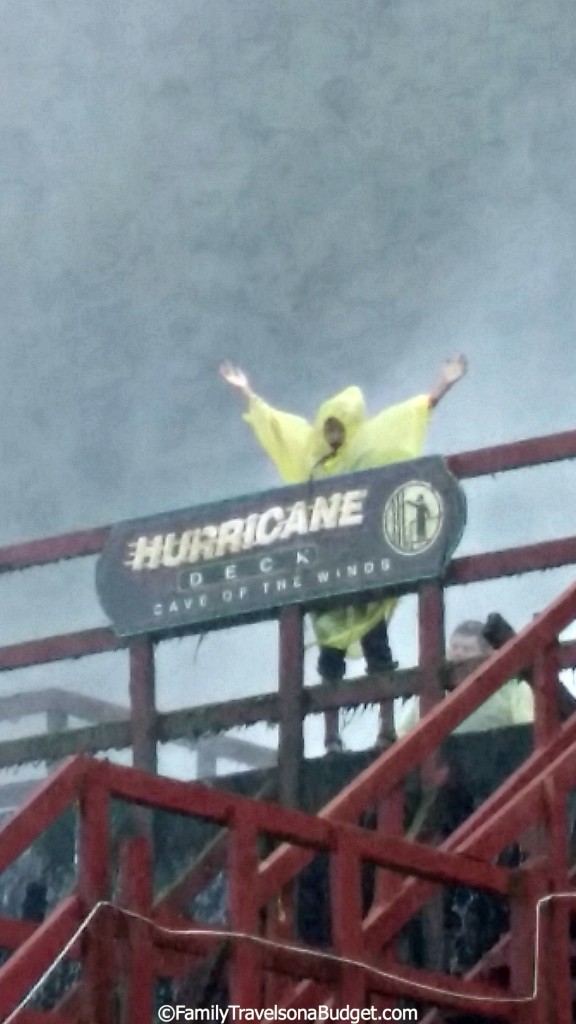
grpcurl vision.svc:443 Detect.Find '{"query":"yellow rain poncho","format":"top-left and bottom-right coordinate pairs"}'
top-left (244, 386), bottom-right (431, 650)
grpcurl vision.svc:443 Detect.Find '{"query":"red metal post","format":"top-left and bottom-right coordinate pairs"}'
top-left (542, 778), bottom-right (572, 1023)
top-left (374, 786), bottom-right (404, 902)
top-left (278, 607), bottom-right (304, 809)
top-left (274, 606), bottom-right (305, 1002)
top-left (417, 583), bottom-right (446, 807)
top-left (418, 582), bottom-right (446, 726)
top-left (228, 811), bottom-right (262, 1007)
top-left (129, 638), bottom-right (158, 775)
top-left (509, 867), bottom-right (547, 1024)
top-left (372, 786), bottom-right (405, 1018)
top-left (418, 583), bottom-right (447, 974)
top-left (78, 770), bottom-right (115, 1024)
top-left (118, 836), bottom-right (154, 1024)
top-left (263, 884), bottom-right (295, 1007)
top-left (331, 836), bottom-right (365, 1007)
top-left (533, 644), bottom-right (561, 749)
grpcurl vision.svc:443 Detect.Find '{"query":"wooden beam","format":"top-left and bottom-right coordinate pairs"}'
top-left (0, 526), bottom-right (109, 570)
top-left (277, 607), bottom-right (304, 809)
top-left (0, 628), bottom-right (125, 672)
top-left (449, 535), bottom-right (576, 585)
top-left (446, 428), bottom-right (576, 479)
top-left (0, 721), bottom-right (131, 768)
top-left (129, 639), bottom-right (157, 774)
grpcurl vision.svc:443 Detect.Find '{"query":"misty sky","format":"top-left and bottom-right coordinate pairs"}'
top-left (0, 0), bottom-right (575, 780)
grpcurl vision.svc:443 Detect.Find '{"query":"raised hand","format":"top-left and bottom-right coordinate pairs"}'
top-left (429, 354), bottom-right (468, 408)
top-left (441, 353), bottom-right (468, 385)
top-left (219, 361), bottom-right (254, 399)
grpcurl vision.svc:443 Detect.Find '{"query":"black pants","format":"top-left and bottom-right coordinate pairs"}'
top-left (317, 617), bottom-right (393, 681)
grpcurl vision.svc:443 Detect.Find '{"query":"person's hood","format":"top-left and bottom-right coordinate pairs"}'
top-left (310, 386), bottom-right (366, 461)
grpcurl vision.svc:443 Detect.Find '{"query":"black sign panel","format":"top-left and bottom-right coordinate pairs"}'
top-left (96, 456), bottom-right (466, 637)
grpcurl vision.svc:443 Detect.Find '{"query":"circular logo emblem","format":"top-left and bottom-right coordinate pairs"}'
top-left (383, 481), bottom-right (444, 555)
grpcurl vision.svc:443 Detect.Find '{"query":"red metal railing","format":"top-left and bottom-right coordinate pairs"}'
top-left (0, 428), bottom-right (576, 792)
top-left (1, 429), bottom-right (576, 1017)
top-left (1, 573), bottom-right (576, 1017)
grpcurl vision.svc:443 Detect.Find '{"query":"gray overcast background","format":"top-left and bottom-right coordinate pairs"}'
top-left (1, 0), bottom-right (575, 775)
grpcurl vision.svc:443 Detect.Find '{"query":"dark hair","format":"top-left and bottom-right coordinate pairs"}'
top-left (451, 620), bottom-right (492, 654)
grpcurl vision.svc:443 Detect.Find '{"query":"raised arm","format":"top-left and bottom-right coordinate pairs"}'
top-left (428, 354), bottom-right (468, 409)
top-left (219, 361), bottom-right (312, 483)
top-left (219, 361), bottom-right (256, 402)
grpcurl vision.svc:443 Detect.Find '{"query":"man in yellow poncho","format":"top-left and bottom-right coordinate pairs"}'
top-left (220, 355), bottom-right (467, 750)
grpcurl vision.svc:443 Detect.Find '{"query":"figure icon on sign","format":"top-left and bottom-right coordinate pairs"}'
top-left (383, 482), bottom-right (443, 555)
top-left (407, 492), bottom-right (433, 544)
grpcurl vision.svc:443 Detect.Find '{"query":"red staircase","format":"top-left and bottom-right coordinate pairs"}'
top-left (1, 429), bottom-right (576, 1021)
top-left (0, 579), bottom-right (576, 1019)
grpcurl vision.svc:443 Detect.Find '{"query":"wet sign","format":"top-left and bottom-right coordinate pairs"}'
top-left (96, 456), bottom-right (466, 637)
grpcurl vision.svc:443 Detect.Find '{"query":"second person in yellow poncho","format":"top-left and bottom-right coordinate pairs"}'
top-left (220, 355), bottom-right (467, 750)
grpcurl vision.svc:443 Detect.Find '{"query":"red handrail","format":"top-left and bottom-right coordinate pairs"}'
top-left (1, 429), bottom-right (576, 1015)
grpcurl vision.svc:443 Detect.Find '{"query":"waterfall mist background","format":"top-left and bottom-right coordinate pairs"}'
top-left (0, 0), bottom-right (575, 774)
